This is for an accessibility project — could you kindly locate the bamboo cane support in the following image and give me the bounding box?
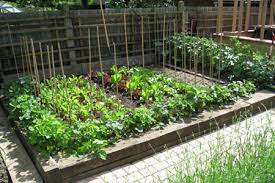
[7,24,19,78]
[39,42,46,81]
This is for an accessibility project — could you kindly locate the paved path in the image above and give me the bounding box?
[0,107,42,183]
[79,108,275,183]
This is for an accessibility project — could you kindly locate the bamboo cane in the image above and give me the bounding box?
[99,0,110,52]
[30,39,40,95]
[57,42,64,76]
[174,19,177,72]
[113,42,118,94]
[141,16,145,67]
[232,0,238,32]
[163,15,166,71]
[46,45,52,78]
[97,26,104,88]
[7,24,19,78]
[124,13,129,69]
[20,37,25,74]
[25,38,33,77]
[88,28,92,77]
[51,45,56,77]
[39,42,46,82]
[22,37,30,74]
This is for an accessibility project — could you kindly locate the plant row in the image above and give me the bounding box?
[168,35,275,88]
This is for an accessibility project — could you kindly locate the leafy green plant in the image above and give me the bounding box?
[169,34,275,88]
[4,68,256,159]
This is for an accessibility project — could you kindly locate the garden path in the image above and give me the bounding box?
[79,108,275,183]
[0,107,43,183]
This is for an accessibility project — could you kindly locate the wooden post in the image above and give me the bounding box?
[97,26,104,87]
[238,0,244,36]
[163,15,166,71]
[245,0,251,31]
[7,24,19,78]
[39,42,46,81]
[124,13,129,69]
[57,42,64,76]
[141,16,145,67]
[232,0,238,32]
[260,0,268,40]
[47,45,52,78]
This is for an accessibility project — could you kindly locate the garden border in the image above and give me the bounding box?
[1,90,275,183]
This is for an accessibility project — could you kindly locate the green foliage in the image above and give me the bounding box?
[169,34,275,88]
[4,69,256,158]
[169,122,275,183]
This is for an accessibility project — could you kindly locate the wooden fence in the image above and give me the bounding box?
[0,6,264,82]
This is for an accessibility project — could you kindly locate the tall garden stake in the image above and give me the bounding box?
[163,15,166,71]
[113,42,118,95]
[124,13,129,69]
[141,16,145,67]
[51,45,56,77]
[57,42,64,76]
[20,37,25,74]
[97,26,104,88]
[88,28,92,77]
[39,42,46,82]
[99,0,110,54]
[31,39,40,95]
[46,45,52,78]
[22,37,29,74]
[25,38,34,79]
[173,19,177,72]
[7,24,19,78]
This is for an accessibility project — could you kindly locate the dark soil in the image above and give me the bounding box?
[0,153,9,183]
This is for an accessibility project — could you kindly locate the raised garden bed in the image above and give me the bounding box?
[1,88,275,182]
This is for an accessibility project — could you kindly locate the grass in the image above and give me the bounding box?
[168,114,275,183]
